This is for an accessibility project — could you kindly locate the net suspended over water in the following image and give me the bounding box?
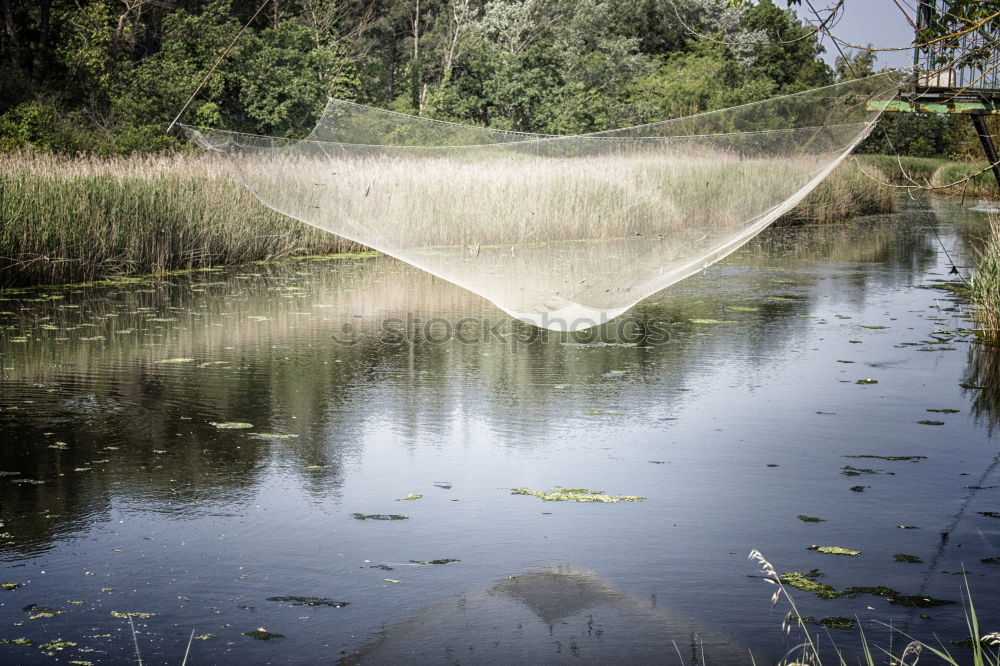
[182,72,900,331]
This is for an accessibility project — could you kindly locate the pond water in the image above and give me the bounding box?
[1,197,999,665]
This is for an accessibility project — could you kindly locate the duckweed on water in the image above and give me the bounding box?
[893,553,922,563]
[266,597,349,608]
[1,582,20,590]
[110,611,153,619]
[781,571,839,599]
[808,545,861,556]
[846,455,926,462]
[511,487,646,502]
[244,628,284,640]
[352,513,408,520]
[820,617,855,630]
[412,558,459,565]
[38,639,76,650]
[841,466,893,476]
[856,378,878,385]
[2,638,30,645]
[889,595,955,608]
[397,493,423,501]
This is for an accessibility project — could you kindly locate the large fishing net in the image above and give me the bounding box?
[182,72,900,330]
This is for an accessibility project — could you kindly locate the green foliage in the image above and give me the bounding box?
[0,0,975,156]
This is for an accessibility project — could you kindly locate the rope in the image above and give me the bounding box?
[167,0,273,134]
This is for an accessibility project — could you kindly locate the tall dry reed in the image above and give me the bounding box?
[0,151,363,286]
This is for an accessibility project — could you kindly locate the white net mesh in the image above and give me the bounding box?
[182,73,900,330]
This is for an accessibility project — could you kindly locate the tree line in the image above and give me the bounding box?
[0,0,980,157]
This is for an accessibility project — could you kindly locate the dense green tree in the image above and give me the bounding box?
[0,0,990,155]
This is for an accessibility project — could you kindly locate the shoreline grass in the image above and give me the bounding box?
[931,160,1000,199]
[1,150,895,288]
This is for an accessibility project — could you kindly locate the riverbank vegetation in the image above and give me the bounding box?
[969,215,1000,339]
[0,0,995,287]
[0,151,361,287]
[0,149,894,287]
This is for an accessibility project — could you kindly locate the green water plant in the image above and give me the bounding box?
[511,487,646,502]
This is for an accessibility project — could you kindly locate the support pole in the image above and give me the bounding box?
[971,114,1000,192]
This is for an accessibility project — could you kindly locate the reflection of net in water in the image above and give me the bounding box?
[182,73,899,330]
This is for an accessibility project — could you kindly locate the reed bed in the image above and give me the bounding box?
[779,160,894,225]
[1,150,894,288]
[855,153,944,185]
[969,214,1000,338]
[0,151,362,287]
[931,160,1000,198]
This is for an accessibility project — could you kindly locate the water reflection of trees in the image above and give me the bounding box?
[0,212,942,555]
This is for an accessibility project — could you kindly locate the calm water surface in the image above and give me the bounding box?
[1,198,999,664]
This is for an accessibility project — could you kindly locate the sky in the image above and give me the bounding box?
[789,0,920,70]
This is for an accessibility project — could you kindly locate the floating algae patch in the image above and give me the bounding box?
[856,378,878,385]
[727,306,759,312]
[917,420,945,426]
[927,408,960,413]
[110,611,153,619]
[38,639,76,650]
[841,466,893,476]
[820,617,855,630]
[210,422,254,429]
[353,513,408,520]
[412,559,460,565]
[861,325,889,329]
[397,494,423,501]
[893,553,922,563]
[840,585,896,599]
[888,595,954,608]
[244,628,284,640]
[266,597,349,608]
[1,582,21,590]
[511,487,646,503]
[846,455,926,462]
[2,638,30,645]
[797,515,825,523]
[808,545,861,556]
[981,557,1000,564]
[780,571,838,599]
[979,511,1000,519]
[836,360,855,364]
